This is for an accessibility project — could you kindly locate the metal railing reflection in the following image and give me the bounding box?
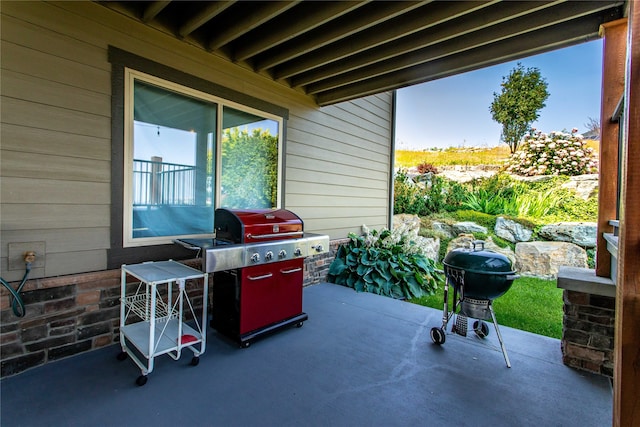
[133,158,195,206]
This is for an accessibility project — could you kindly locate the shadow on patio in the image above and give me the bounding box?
[0,282,611,427]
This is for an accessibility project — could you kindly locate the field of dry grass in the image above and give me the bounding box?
[395,145,511,168]
[395,140,599,168]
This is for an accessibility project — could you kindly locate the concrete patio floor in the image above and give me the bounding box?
[1,282,612,427]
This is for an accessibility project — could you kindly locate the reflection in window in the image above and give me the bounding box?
[130,79,216,241]
[124,71,283,246]
[220,106,280,209]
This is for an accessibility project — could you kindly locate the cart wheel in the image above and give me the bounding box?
[117,351,127,361]
[190,356,200,366]
[430,327,446,345]
[296,321,304,328]
[473,321,490,338]
[135,375,148,386]
[240,341,251,349]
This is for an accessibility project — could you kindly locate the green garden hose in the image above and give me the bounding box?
[1,262,32,317]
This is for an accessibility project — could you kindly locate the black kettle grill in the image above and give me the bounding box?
[430,240,519,367]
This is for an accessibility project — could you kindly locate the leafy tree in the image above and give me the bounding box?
[490,63,549,153]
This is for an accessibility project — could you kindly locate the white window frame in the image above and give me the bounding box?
[123,68,283,247]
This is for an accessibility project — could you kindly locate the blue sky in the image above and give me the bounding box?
[395,39,603,150]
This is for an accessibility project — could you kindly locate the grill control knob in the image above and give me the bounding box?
[250,253,260,263]
[265,251,273,261]
[294,248,302,257]
[278,249,287,259]
[313,244,324,253]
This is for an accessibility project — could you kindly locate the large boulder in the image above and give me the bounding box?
[538,222,597,248]
[392,214,421,234]
[494,217,533,243]
[452,221,487,235]
[515,241,588,279]
[561,174,598,200]
[418,236,440,262]
[446,234,516,266]
[431,221,455,238]
[391,214,439,261]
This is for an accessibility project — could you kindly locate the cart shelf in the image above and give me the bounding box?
[123,293,177,321]
[121,319,202,358]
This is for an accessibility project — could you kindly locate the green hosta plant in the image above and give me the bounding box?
[328,225,442,299]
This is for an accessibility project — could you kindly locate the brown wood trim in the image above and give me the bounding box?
[596,18,627,278]
[613,3,640,425]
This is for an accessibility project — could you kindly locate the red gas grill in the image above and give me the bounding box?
[177,208,328,347]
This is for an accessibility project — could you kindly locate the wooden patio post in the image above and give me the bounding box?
[596,19,627,278]
[613,2,640,425]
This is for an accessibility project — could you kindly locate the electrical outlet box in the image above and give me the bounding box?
[8,242,45,270]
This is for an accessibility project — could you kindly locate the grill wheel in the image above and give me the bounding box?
[473,320,490,338]
[430,327,446,345]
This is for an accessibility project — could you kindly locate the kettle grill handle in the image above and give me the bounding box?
[506,274,520,281]
[471,240,485,251]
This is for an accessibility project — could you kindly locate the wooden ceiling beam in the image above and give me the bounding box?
[305,2,617,95]
[292,0,562,88]
[177,1,236,38]
[233,1,370,62]
[273,0,498,81]
[142,1,171,23]
[208,1,300,51]
[254,1,427,72]
[314,12,609,106]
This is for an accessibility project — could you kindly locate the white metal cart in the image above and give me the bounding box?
[118,260,208,386]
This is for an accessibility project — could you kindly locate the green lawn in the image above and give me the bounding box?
[410,276,564,339]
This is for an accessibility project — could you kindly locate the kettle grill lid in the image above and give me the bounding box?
[443,240,514,275]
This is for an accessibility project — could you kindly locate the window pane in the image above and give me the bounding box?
[131,80,216,238]
[220,106,280,209]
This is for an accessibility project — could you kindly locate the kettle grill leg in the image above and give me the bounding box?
[489,302,511,368]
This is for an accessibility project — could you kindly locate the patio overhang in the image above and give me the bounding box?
[98,0,625,106]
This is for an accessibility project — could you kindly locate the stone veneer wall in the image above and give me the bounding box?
[1,240,344,378]
[561,290,615,377]
[303,238,349,286]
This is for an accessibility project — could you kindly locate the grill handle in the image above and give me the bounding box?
[280,267,302,274]
[246,231,304,240]
[471,240,485,251]
[247,273,273,281]
[505,274,520,281]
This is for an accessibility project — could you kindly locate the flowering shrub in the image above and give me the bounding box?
[505,128,598,176]
[360,224,434,257]
[417,162,439,175]
[328,224,441,299]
